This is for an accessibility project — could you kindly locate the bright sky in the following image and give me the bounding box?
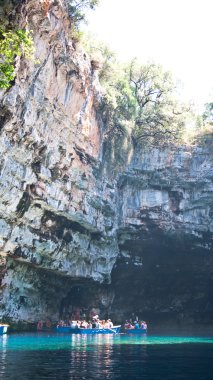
[85,0,213,109]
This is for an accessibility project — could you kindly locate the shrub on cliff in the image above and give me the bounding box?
[0,28,34,89]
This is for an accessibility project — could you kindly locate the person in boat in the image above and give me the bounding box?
[134,321,140,329]
[57,320,64,327]
[37,320,43,331]
[92,318,101,328]
[80,320,88,328]
[87,321,92,328]
[124,320,129,329]
[125,320,132,329]
[89,308,100,320]
[99,320,107,328]
[107,319,113,329]
[45,319,52,329]
[70,321,77,329]
[140,321,147,330]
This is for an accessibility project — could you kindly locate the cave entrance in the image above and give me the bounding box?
[59,282,104,321]
[109,236,213,328]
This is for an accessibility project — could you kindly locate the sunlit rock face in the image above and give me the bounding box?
[0,0,118,323]
[0,1,213,327]
[118,143,213,249]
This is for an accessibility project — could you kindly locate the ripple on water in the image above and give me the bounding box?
[0,333,213,351]
[0,333,213,380]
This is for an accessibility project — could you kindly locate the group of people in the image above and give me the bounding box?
[57,316,114,330]
[125,320,148,330]
[37,311,148,331]
[37,319,52,330]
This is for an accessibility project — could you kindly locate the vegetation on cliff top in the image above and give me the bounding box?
[203,102,213,126]
[0,0,210,150]
[86,38,192,147]
[68,0,99,27]
[68,0,99,40]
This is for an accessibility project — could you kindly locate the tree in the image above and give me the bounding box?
[81,37,191,147]
[99,57,190,146]
[128,60,188,145]
[84,38,135,137]
[68,0,99,29]
[203,102,213,125]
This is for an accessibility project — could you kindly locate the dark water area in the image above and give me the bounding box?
[1,333,213,379]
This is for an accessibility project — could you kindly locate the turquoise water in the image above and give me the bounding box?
[1,333,213,379]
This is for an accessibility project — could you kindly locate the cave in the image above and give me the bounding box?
[58,280,115,322]
[59,282,98,319]
[32,233,213,329]
[108,233,213,329]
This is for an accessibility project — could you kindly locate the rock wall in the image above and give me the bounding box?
[0,0,118,323]
[111,140,213,328]
[118,142,213,251]
[0,0,212,328]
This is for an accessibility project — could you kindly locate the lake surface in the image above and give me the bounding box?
[1,332,213,379]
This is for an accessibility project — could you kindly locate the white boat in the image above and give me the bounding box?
[0,324,9,334]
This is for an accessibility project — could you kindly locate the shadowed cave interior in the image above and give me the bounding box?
[49,235,213,329]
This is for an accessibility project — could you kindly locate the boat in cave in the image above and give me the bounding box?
[124,328,147,334]
[54,325,121,334]
[0,324,9,335]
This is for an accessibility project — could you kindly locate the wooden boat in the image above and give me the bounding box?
[0,324,9,335]
[125,328,147,334]
[54,325,121,334]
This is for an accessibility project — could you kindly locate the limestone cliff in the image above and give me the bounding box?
[0,0,212,328]
[0,0,118,323]
[112,139,213,327]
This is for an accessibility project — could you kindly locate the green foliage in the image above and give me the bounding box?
[84,38,136,137]
[203,102,213,125]
[84,37,192,149]
[0,28,34,89]
[128,60,189,144]
[68,0,99,38]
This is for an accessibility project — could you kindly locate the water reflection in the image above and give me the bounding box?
[0,333,213,379]
[0,334,8,378]
[1,333,213,352]
[69,334,115,379]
